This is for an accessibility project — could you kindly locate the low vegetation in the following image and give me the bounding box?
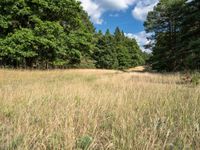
[0,69,199,149]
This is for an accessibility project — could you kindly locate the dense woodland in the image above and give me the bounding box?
[145,0,200,71]
[0,0,199,71]
[0,0,145,69]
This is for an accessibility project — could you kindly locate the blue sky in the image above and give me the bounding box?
[79,0,158,51]
[95,7,144,34]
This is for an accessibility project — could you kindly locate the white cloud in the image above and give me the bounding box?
[79,0,103,24]
[97,0,136,10]
[79,0,159,24]
[132,0,158,21]
[79,0,137,24]
[125,31,151,52]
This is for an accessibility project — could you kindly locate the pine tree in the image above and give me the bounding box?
[144,0,200,71]
[180,0,200,70]
[93,29,118,69]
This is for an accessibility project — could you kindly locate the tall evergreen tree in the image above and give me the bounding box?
[179,0,200,70]
[93,27,145,69]
[144,0,199,71]
[114,28,131,69]
[93,29,118,69]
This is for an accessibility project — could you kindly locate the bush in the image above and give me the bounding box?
[191,72,200,86]
[76,135,93,150]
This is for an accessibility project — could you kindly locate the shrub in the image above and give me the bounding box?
[76,135,93,150]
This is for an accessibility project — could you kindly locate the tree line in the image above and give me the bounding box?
[94,28,145,69]
[0,0,145,69]
[145,0,200,72]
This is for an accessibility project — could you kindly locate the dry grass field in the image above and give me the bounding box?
[0,69,200,149]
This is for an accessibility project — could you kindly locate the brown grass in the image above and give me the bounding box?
[128,66,146,72]
[0,69,199,149]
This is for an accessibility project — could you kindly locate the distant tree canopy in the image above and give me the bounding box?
[93,28,145,69]
[0,0,145,69]
[144,0,200,72]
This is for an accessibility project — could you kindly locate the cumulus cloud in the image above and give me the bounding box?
[125,31,151,52]
[79,0,103,24]
[79,0,136,24]
[97,0,136,10]
[132,0,158,21]
[79,0,159,24]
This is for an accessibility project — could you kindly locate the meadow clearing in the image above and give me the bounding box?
[0,69,199,149]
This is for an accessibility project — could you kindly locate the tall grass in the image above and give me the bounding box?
[0,69,199,149]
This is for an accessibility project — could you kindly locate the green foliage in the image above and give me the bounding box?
[0,1,145,69]
[93,27,145,69]
[93,30,118,69]
[191,72,200,86]
[0,0,95,69]
[76,135,93,150]
[144,0,200,72]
